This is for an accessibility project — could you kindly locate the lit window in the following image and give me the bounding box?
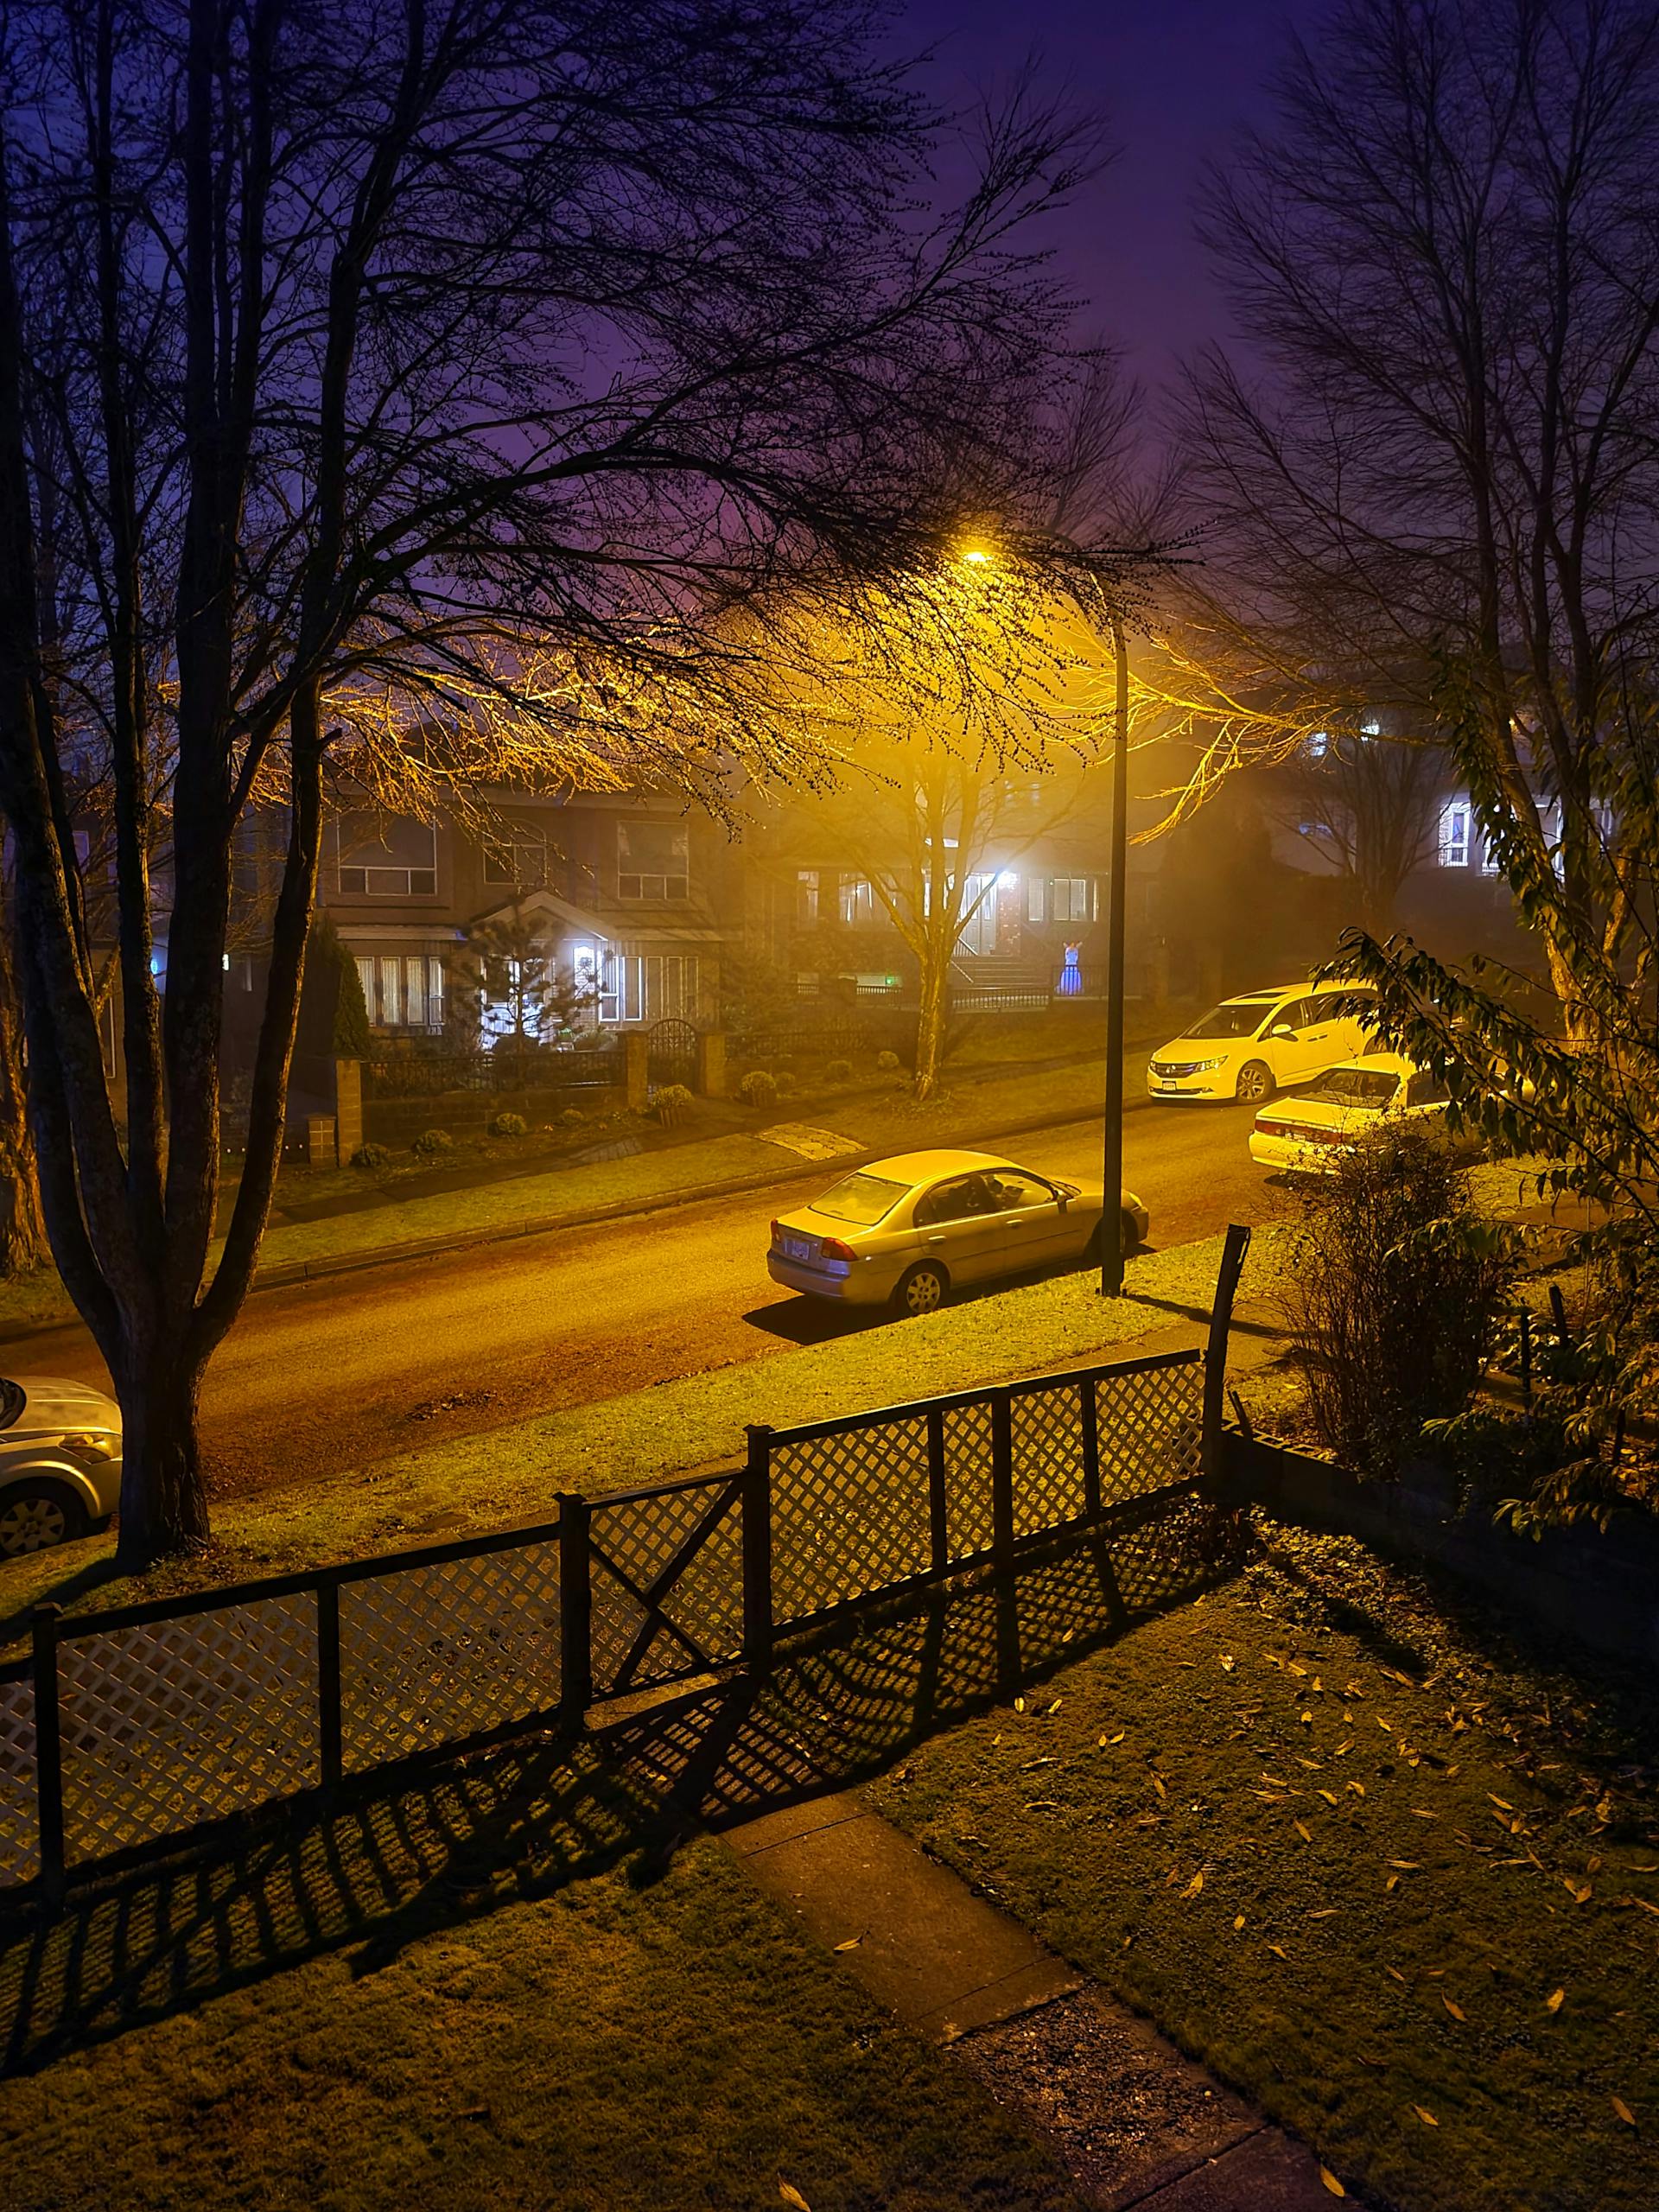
[1305,730,1329,760]
[618,819,689,900]
[337,816,437,897]
[795,868,819,925]
[1027,877,1046,924]
[360,954,446,1029]
[1050,877,1090,922]
[1439,799,1471,868]
[1300,820,1334,841]
[838,875,875,925]
[1360,715,1382,739]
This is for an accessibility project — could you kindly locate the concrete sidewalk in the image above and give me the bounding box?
[728,1789,1345,2209]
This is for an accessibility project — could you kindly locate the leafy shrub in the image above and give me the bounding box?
[351,1141,391,1170]
[489,1110,529,1137]
[412,1127,454,1157]
[1278,1121,1519,1478]
[738,1068,778,1108]
[875,1048,901,1072]
[560,1106,587,1125]
[652,1083,694,1124]
[772,1070,795,1096]
[824,1057,854,1082]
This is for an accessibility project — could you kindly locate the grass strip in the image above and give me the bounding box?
[866,1523,1659,2212]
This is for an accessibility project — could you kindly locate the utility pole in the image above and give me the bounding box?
[1099,615,1128,1297]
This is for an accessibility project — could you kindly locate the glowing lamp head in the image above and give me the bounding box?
[961,546,991,565]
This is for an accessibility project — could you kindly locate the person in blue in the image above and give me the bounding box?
[1057,940,1083,996]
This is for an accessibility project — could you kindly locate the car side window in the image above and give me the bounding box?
[1406,1071,1451,1108]
[985,1173,1053,1211]
[915,1175,984,1226]
[1270,997,1310,1033]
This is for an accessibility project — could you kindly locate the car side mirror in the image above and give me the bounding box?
[1054,1192,1070,1213]
[1271,1024,1295,1039]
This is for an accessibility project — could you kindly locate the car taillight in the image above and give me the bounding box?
[819,1236,856,1263]
[769,1219,783,1244]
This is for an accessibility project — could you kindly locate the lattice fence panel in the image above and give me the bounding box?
[340,1541,560,1771]
[589,1479,744,1694]
[1009,1382,1090,1538]
[57,1596,320,1861]
[1095,1361,1204,1503]
[771,1414,931,1623]
[942,1399,995,1560]
[0,1672,38,1887]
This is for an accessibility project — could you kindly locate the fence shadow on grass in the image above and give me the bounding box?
[0,1490,1241,2078]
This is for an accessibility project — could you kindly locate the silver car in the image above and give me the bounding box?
[767,1147,1150,1318]
[0,1376,123,1559]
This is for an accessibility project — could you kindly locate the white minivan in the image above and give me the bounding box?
[1147,982,1378,1106]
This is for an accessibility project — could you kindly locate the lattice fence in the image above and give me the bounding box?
[3,1341,1220,1895]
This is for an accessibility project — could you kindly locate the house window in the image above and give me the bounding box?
[600,951,700,1022]
[359,954,445,1029]
[1300,820,1335,842]
[1050,877,1091,922]
[1439,799,1471,868]
[838,875,875,925]
[1304,730,1329,761]
[483,823,548,890]
[618,819,689,900]
[1360,715,1382,739]
[337,817,437,896]
[795,868,819,926]
[1027,877,1046,924]
[957,874,998,955]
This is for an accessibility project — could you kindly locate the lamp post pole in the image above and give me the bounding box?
[1098,614,1129,1298]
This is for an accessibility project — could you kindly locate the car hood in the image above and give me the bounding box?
[1258,1100,1378,1130]
[1154,1034,1248,1059]
[11,1376,123,1435]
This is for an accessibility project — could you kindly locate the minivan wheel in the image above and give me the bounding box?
[1236,1060,1274,1106]
[0,1482,87,1559]
[893,1262,948,1318]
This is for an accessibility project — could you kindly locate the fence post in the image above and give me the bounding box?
[558,1492,594,1732]
[1079,1376,1102,1520]
[1203,1224,1253,1491]
[990,1389,1015,1570]
[316,1580,343,1796]
[742,1427,774,1674]
[926,1406,948,1573]
[30,1605,65,1905]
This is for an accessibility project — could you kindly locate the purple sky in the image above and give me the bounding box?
[900,0,1327,381]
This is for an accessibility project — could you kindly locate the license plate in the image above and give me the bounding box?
[784,1234,813,1262]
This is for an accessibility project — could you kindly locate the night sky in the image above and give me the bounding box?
[901,0,1326,379]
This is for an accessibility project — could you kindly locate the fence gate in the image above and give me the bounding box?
[646,1017,697,1085]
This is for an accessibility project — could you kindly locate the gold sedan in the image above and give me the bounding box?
[766,1147,1149,1317]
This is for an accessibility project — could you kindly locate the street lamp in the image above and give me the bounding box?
[1098,614,1129,1298]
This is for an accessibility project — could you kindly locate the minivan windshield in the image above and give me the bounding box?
[810,1173,907,1226]
[1312,1068,1398,1109]
[1185,1001,1275,1040]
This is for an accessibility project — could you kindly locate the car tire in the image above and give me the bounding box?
[1122,1206,1143,1255]
[0,1480,88,1560]
[1236,1060,1274,1106]
[893,1262,948,1318]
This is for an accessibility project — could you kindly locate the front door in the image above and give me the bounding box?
[983,1169,1076,1273]
[912,1172,1011,1285]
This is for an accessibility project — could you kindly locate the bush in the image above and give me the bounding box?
[350,1141,391,1170]
[875,1048,901,1072]
[489,1110,529,1137]
[1278,1121,1519,1478]
[652,1083,694,1124]
[824,1057,853,1082]
[737,1068,778,1109]
[559,1106,587,1125]
[412,1127,454,1157]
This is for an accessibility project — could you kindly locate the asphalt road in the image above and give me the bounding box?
[11,1096,1290,1501]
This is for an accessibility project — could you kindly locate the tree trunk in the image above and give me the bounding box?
[912,950,949,1102]
[0,920,45,1275]
[113,1345,211,1567]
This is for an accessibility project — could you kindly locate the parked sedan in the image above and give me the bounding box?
[0,1376,123,1559]
[767,1148,1150,1317]
[1147,982,1377,1105]
[1248,1053,1451,1174]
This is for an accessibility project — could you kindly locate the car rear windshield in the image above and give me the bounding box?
[1185,1001,1274,1039]
[1312,1068,1398,1108]
[810,1173,908,1226]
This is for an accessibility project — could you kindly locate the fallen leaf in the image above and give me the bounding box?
[1151,1773,1168,1802]
[1347,1782,1366,1798]
[1294,1819,1313,1842]
[780,2184,812,2211]
[1313,1676,1324,1693]
[1386,1874,1401,1892]
[833,1936,862,1953]
[1619,1895,1659,1918]
[1047,1698,1063,1713]
[1564,1876,1593,1904]
[1181,1872,1205,1900]
[1233,1913,1247,1929]
[1377,1716,1394,1732]
[1410,1808,1437,1819]
[1546,1987,1565,2013]
[1490,1795,1514,1811]
[1611,2096,1636,2127]
[1335,1741,1353,1757]
[1344,1681,1366,1699]
[1106,1732,1126,1745]
[1413,2106,1439,2127]
[1220,1654,1236,1672]
[1443,1997,1466,2022]
[1387,1967,1407,1984]
[1309,1907,1338,1919]
[1268,1942,1287,1959]
[1319,1789,1340,1806]
[1319,2166,1345,2197]
[1389,1860,1422,1872]
[1287,1660,1308,1677]
[1014,1698,1026,1713]
[1300,1709,1314,1726]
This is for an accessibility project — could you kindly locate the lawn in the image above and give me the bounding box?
[0,1826,1084,2212]
[866,1522,1659,2212]
[0,1225,1286,1637]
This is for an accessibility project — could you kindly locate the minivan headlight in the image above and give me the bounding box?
[1189,1057,1226,1073]
[60,1432,118,1459]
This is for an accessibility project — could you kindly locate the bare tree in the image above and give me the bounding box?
[1185,0,1659,1025]
[0,0,1095,1563]
[1271,723,1445,931]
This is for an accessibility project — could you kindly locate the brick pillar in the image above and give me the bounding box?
[333,1058,363,1164]
[304,1114,336,1166]
[696,1031,726,1099]
[622,1031,649,1109]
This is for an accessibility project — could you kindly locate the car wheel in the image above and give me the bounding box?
[0,1481,88,1560]
[1236,1060,1274,1106]
[893,1261,948,1318]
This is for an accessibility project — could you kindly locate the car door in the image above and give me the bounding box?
[982,1170,1077,1275]
[1287,991,1349,1078]
[1260,996,1319,1083]
[912,1173,1009,1286]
